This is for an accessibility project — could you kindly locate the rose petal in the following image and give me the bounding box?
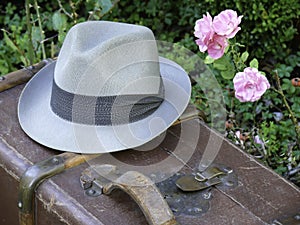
[233,67,270,102]
[212,9,243,39]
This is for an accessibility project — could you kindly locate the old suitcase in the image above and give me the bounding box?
[1,71,300,225]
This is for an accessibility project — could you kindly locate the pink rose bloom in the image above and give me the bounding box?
[194,12,214,52]
[207,34,228,59]
[213,9,243,38]
[233,67,270,102]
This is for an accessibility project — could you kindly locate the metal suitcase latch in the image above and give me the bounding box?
[80,164,178,225]
[175,164,237,192]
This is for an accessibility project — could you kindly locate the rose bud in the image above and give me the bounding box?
[239,132,250,141]
[291,78,300,87]
[225,120,234,129]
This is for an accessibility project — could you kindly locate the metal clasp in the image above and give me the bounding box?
[176,164,237,192]
[80,165,178,225]
[194,167,226,182]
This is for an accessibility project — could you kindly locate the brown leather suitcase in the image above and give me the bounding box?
[1,76,300,225]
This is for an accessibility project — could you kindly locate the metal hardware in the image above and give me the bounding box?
[80,164,178,225]
[175,164,237,192]
[194,167,225,182]
[18,152,98,225]
[172,106,205,125]
[156,173,211,217]
[80,164,236,218]
[18,155,65,225]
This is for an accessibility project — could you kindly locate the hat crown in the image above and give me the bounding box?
[54,21,162,96]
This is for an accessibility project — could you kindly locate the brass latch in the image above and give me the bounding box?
[175,164,237,192]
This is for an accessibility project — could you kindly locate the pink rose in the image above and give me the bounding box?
[194,12,214,52]
[233,67,270,102]
[213,9,243,38]
[207,34,228,59]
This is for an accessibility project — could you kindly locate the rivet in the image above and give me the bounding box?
[85,188,102,196]
[194,207,202,213]
[202,192,211,200]
[171,207,178,212]
[223,167,233,174]
[88,189,96,195]
[295,215,300,220]
[52,157,59,165]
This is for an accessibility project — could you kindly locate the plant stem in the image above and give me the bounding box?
[273,71,300,147]
[2,29,29,65]
[25,0,35,65]
[33,0,46,59]
[57,0,72,19]
[70,0,78,24]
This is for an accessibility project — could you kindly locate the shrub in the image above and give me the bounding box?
[0,0,117,74]
[104,0,300,60]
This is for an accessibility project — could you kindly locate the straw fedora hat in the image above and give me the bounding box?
[18,21,191,153]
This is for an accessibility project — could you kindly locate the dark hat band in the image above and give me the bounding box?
[50,79,164,126]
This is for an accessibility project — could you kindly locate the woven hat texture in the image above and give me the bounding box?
[18,21,191,153]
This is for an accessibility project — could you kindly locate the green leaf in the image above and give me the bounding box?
[99,0,113,15]
[281,83,290,91]
[58,31,67,44]
[3,31,18,52]
[275,166,287,174]
[20,55,27,65]
[213,56,231,71]
[221,70,235,79]
[224,45,230,54]
[52,11,67,31]
[32,26,44,43]
[241,51,249,62]
[204,55,214,64]
[249,58,259,69]
[260,71,266,76]
[288,85,296,94]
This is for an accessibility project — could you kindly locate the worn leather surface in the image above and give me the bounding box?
[0,84,299,225]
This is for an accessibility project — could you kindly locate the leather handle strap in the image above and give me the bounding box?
[103,171,178,225]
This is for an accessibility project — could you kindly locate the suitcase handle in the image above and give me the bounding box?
[102,170,178,225]
[0,58,54,93]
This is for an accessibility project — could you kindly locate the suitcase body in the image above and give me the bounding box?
[0,84,300,225]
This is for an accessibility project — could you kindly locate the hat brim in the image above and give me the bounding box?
[18,57,191,153]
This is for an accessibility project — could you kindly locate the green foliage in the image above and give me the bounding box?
[213,56,236,79]
[224,52,300,184]
[104,0,299,60]
[0,3,29,73]
[52,11,68,43]
[1,0,299,74]
[0,0,116,75]
[249,58,259,69]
